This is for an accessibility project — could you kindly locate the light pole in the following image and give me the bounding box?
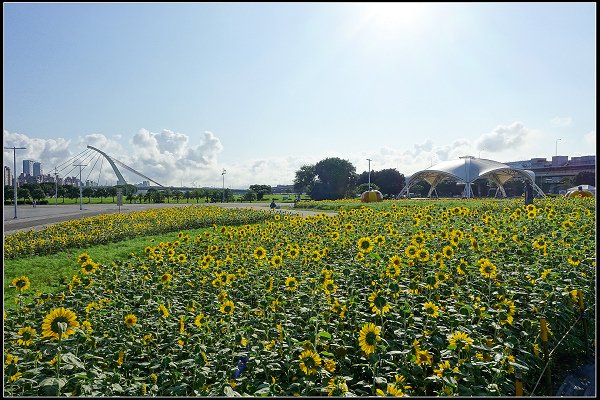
[74,163,87,210]
[4,146,27,219]
[222,169,226,202]
[366,159,372,190]
[555,138,562,156]
[55,167,58,205]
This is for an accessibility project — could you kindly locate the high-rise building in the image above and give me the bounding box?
[33,162,43,177]
[23,159,34,176]
[4,166,11,186]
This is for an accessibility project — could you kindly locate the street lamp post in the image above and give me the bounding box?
[366,159,372,190]
[74,163,87,210]
[55,167,58,206]
[555,138,562,156]
[4,146,27,219]
[222,169,226,202]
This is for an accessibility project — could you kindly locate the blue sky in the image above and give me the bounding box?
[3,2,596,188]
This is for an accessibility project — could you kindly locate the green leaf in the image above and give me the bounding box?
[318,331,332,339]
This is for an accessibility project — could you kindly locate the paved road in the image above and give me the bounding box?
[3,202,335,235]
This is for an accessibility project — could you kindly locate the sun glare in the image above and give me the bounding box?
[362,3,432,34]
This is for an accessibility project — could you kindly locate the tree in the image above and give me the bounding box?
[248,185,272,201]
[357,168,405,197]
[83,187,94,203]
[5,186,14,204]
[242,190,257,202]
[172,190,183,203]
[294,165,316,196]
[57,186,66,203]
[107,187,117,202]
[96,188,107,203]
[163,189,171,203]
[64,185,78,201]
[312,157,357,200]
[184,190,191,203]
[18,188,31,204]
[31,187,46,203]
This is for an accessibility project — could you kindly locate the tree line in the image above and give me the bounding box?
[293,157,406,200]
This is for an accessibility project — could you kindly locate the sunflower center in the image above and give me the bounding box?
[374,295,386,309]
[366,331,377,345]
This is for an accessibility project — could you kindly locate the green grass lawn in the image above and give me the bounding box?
[4,227,211,309]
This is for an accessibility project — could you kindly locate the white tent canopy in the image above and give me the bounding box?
[399,156,545,198]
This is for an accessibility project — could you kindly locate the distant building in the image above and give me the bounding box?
[23,159,34,176]
[4,166,12,186]
[33,162,43,177]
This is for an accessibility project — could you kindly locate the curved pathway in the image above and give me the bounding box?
[3,202,336,235]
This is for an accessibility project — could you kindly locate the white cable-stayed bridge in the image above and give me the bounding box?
[54,145,170,189]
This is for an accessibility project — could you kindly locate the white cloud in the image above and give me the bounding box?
[474,121,538,153]
[550,117,573,127]
[3,130,71,174]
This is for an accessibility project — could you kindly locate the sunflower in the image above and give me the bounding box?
[81,320,93,333]
[417,248,430,262]
[158,304,170,318]
[124,314,138,328]
[194,313,205,327]
[376,383,404,397]
[322,279,337,294]
[411,232,426,247]
[434,360,451,377]
[448,331,473,350]
[298,349,321,375]
[41,307,79,340]
[404,245,418,259]
[270,255,283,268]
[76,252,92,265]
[369,290,391,315]
[80,260,98,275]
[479,259,497,279]
[567,255,581,266]
[177,254,187,263]
[327,377,349,396]
[423,301,440,318]
[254,246,267,260]
[16,326,37,346]
[11,276,30,292]
[323,359,336,373]
[220,300,235,315]
[160,273,172,284]
[285,276,298,291]
[357,237,374,253]
[358,323,381,355]
[374,235,386,245]
[388,255,402,268]
[415,349,433,365]
[287,248,299,259]
[442,245,454,259]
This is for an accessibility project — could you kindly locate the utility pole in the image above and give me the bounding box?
[366,159,372,190]
[555,138,562,156]
[4,146,27,219]
[74,163,87,210]
[222,168,226,202]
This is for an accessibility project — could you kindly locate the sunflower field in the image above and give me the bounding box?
[3,198,595,396]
